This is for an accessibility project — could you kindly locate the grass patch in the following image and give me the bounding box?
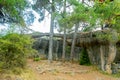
[112,73,120,78]
[33,57,41,61]
[92,66,120,78]
[0,68,37,80]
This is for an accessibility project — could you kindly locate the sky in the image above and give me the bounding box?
[0,0,94,33]
[0,0,52,33]
[28,0,94,33]
[26,0,51,33]
[29,11,58,33]
[29,10,51,33]
[26,0,59,33]
[0,9,53,33]
[0,13,51,33]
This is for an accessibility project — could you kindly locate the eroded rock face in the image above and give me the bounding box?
[32,38,81,61]
[31,29,120,74]
[86,43,120,74]
[32,38,120,74]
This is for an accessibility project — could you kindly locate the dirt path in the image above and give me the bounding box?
[27,59,120,80]
[0,59,119,80]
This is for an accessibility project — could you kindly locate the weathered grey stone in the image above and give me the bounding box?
[31,29,120,74]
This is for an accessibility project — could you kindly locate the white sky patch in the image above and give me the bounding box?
[29,11,50,33]
[0,25,5,30]
[29,10,58,33]
[27,0,36,4]
[0,24,7,30]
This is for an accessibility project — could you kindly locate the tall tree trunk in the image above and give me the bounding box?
[62,27,66,61]
[48,0,55,63]
[48,14,54,63]
[55,40,59,60]
[62,0,66,61]
[70,23,79,61]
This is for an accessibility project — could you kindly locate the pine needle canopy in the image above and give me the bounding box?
[0,0,27,25]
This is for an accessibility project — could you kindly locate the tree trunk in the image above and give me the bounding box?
[48,0,55,63]
[62,27,66,61]
[70,23,79,61]
[62,0,66,61]
[48,15,54,63]
[55,40,59,60]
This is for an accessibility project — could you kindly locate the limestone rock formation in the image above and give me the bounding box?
[31,29,120,74]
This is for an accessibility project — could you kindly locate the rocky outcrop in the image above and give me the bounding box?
[31,29,120,74]
[32,37,81,61]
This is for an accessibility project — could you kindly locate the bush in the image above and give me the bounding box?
[79,48,91,65]
[0,33,36,72]
[33,57,41,61]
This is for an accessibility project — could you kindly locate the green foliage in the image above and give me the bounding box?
[96,29,118,43]
[66,46,71,55]
[79,48,91,65]
[97,32,111,40]
[92,0,120,30]
[58,1,89,32]
[112,73,120,78]
[68,0,80,6]
[33,53,41,61]
[58,15,74,29]
[33,57,41,61]
[0,0,27,25]
[0,33,35,73]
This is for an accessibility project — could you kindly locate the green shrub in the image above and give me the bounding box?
[33,53,41,61]
[66,46,71,55]
[79,48,91,65]
[33,57,41,61]
[0,33,36,72]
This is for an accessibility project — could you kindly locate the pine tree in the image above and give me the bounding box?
[0,0,27,25]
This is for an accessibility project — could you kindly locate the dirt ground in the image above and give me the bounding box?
[0,59,120,80]
[27,59,120,80]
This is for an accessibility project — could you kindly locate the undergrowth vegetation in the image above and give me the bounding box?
[0,33,36,74]
[79,48,91,66]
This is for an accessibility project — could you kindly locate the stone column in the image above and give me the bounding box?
[105,29,118,74]
[87,47,95,64]
[100,45,105,71]
[106,43,116,74]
